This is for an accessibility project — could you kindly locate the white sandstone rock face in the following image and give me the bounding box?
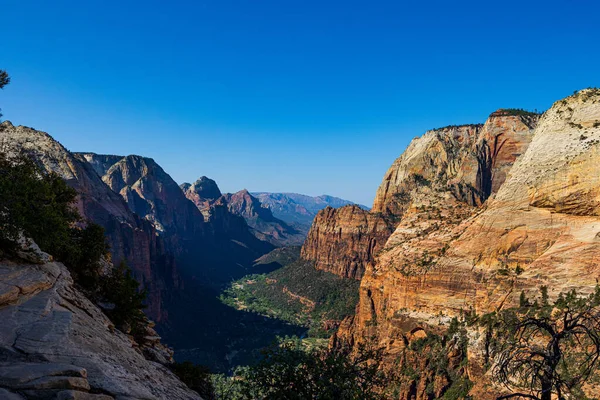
[0,257,202,400]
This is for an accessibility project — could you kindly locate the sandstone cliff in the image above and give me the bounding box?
[181,176,222,219]
[76,154,272,285]
[300,205,394,279]
[181,179,304,247]
[335,90,600,398]
[302,111,539,281]
[101,155,206,238]
[0,248,201,400]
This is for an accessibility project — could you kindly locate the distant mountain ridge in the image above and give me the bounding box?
[181,178,305,247]
[251,192,369,233]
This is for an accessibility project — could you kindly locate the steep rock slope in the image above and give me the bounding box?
[0,122,177,322]
[222,190,305,247]
[80,155,273,284]
[78,152,123,177]
[181,179,303,247]
[102,155,205,237]
[0,253,201,400]
[337,90,600,398]
[300,205,394,279]
[302,112,538,280]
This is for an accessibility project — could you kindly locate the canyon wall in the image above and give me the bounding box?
[300,205,394,279]
[222,189,305,246]
[334,90,600,398]
[302,111,538,280]
[0,123,178,321]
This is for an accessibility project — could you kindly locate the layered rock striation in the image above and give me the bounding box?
[302,111,539,280]
[300,205,394,279]
[334,90,600,398]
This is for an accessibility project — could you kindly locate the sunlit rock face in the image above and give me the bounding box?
[302,110,538,280]
[181,176,222,219]
[221,189,306,247]
[335,89,600,398]
[0,250,202,400]
[300,205,394,279]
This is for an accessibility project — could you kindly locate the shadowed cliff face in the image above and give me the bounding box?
[222,189,305,246]
[102,155,206,238]
[0,123,178,322]
[301,113,539,280]
[335,90,600,398]
[182,179,305,247]
[0,126,276,331]
[81,155,273,282]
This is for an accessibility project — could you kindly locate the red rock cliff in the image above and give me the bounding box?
[302,112,538,280]
[335,90,600,399]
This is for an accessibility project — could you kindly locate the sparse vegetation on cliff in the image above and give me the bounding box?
[170,361,216,400]
[493,108,541,117]
[387,318,473,400]
[433,123,483,132]
[0,152,148,337]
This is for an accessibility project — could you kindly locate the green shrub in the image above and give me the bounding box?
[170,361,215,400]
[102,261,147,337]
[0,153,80,255]
[232,339,386,400]
[442,377,473,400]
[0,152,108,291]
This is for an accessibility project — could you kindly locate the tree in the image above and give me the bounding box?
[234,338,386,400]
[170,361,215,400]
[0,151,108,290]
[101,260,147,337]
[0,69,10,119]
[0,70,9,89]
[490,286,600,400]
[0,152,80,254]
[0,151,147,339]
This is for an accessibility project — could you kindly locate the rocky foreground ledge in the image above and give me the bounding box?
[0,250,201,400]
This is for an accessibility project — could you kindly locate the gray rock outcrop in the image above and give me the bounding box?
[0,250,202,400]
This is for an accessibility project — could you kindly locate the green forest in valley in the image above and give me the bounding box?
[220,246,360,339]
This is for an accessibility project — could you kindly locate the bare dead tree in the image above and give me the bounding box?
[490,286,600,400]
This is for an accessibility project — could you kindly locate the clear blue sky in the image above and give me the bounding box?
[1,0,599,205]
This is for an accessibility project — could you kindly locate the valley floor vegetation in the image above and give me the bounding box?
[219,249,360,340]
[202,285,600,400]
